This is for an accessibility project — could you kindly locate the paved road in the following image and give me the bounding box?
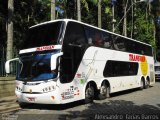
[1,82,160,120]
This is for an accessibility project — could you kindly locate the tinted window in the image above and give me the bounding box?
[84,26,113,48]
[113,36,126,51]
[113,35,152,56]
[63,22,86,46]
[22,21,64,49]
[101,31,113,49]
[126,40,136,53]
[144,45,152,56]
[84,25,152,56]
[103,60,139,77]
[61,22,87,83]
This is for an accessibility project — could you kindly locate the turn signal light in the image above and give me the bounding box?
[51,96,55,100]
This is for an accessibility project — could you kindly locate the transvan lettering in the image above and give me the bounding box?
[129,54,145,62]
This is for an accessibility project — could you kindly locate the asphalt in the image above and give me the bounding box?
[0,95,20,113]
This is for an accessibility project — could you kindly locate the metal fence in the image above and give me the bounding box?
[0,46,18,77]
[0,59,6,76]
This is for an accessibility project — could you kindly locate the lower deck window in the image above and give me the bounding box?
[103,60,139,77]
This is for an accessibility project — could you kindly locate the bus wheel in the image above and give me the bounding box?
[140,79,145,90]
[98,83,110,100]
[19,102,28,108]
[144,79,150,89]
[85,85,94,103]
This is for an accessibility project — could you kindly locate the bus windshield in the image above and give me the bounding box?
[22,21,64,49]
[17,50,60,81]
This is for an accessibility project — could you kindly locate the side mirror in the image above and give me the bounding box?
[51,52,63,70]
[5,58,19,74]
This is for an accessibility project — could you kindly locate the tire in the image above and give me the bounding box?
[140,79,145,90]
[144,79,150,89]
[85,85,94,103]
[19,102,29,109]
[98,83,110,100]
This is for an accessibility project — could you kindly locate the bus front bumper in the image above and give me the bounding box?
[16,91,61,104]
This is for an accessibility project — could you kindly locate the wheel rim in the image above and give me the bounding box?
[100,86,107,95]
[141,80,144,89]
[146,80,150,87]
[86,87,94,99]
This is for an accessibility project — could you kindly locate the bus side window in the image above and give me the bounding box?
[88,38,93,46]
[113,36,126,51]
[84,26,95,47]
[74,35,86,46]
[102,31,112,49]
[94,32,104,47]
[61,21,87,83]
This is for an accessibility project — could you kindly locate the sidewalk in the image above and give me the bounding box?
[0,96,20,113]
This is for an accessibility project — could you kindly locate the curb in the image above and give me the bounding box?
[0,96,20,113]
[0,106,21,113]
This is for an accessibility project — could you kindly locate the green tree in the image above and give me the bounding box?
[1,0,159,59]
[151,0,160,61]
[0,1,7,47]
[14,0,50,50]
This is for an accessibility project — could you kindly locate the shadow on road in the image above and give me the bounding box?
[13,100,160,120]
[59,100,160,120]
[19,100,85,110]
[156,79,160,82]
[18,88,143,110]
[18,87,155,111]
[9,86,160,120]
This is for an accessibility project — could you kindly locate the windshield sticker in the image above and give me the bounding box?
[80,79,85,84]
[61,86,79,100]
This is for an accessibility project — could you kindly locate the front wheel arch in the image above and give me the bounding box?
[140,77,145,90]
[145,76,150,89]
[83,81,98,103]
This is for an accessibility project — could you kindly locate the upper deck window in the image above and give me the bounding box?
[84,26,112,49]
[22,21,64,49]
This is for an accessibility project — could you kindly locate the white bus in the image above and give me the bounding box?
[5,19,155,106]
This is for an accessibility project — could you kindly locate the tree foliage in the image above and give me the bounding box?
[0,0,160,58]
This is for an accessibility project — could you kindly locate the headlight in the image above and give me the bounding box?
[16,86,22,92]
[42,85,56,93]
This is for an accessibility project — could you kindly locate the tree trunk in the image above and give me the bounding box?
[98,0,102,28]
[6,0,14,60]
[123,0,128,37]
[51,0,55,20]
[112,4,115,32]
[131,0,134,38]
[77,0,81,21]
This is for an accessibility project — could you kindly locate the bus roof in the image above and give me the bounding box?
[30,19,152,47]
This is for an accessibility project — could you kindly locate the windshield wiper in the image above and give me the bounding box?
[20,76,33,81]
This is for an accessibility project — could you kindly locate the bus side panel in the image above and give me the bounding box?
[58,46,155,103]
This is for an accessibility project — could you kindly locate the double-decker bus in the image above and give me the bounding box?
[5,19,155,106]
